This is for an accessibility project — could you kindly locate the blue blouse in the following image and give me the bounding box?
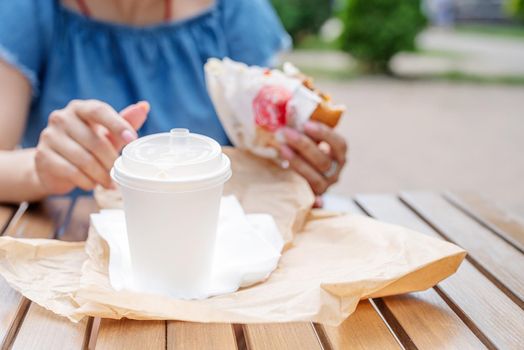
[0,0,290,147]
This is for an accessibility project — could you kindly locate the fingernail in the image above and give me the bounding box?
[137,101,150,113]
[314,196,324,208]
[280,145,294,160]
[121,129,137,143]
[283,127,300,142]
[304,121,319,133]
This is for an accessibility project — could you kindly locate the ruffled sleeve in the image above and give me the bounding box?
[0,0,55,95]
[220,0,291,67]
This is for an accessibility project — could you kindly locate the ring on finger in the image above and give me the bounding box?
[323,160,338,178]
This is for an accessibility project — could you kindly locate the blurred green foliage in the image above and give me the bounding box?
[270,0,332,43]
[505,0,524,23]
[339,0,426,73]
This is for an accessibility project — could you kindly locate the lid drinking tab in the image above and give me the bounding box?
[117,129,227,182]
[170,128,190,151]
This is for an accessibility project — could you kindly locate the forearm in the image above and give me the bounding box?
[0,148,48,203]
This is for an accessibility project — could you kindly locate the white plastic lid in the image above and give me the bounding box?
[112,129,231,192]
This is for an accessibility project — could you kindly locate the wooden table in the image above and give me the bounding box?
[0,191,523,349]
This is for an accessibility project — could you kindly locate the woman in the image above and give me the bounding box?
[0,0,347,204]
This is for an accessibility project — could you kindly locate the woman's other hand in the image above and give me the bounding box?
[35,100,149,195]
[280,121,348,205]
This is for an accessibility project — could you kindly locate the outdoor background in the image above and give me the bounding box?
[272,0,524,217]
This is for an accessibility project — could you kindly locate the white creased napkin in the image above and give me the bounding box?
[90,195,284,298]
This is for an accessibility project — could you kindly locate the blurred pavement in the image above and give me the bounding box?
[393,27,524,77]
[317,78,524,218]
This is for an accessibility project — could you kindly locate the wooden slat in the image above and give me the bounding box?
[0,206,23,348]
[4,199,70,238]
[0,200,70,349]
[401,191,524,303]
[358,194,524,349]
[95,319,165,350]
[319,195,404,349]
[0,204,23,349]
[0,206,16,233]
[0,280,29,350]
[445,191,524,253]
[377,292,485,349]
[10,197,96,350]
[244,323,321,350]
[1,206,27,350]
[323,193,363,213]
[11,304,91,350]
[437,261,524,348]
[61,196,98,242]
[322,300,401,350]
[356,194,485,349]
[167,322,237,350]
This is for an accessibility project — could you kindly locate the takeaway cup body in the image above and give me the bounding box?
[111,129,231,298]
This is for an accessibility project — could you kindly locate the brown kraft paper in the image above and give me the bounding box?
[0,148,466,325]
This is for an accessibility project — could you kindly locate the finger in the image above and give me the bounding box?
[37,146,96,192]
[283,127,333,173]
[105,101,150,149]
[313,196,324,208]
[69,100,137,144]
[318,141,331,155]
[45,129,112,188]
[303,121,347,164]
[325,143,347,185]
[280,145,329,195]
[120,101,150,130]
[59,111,119,170]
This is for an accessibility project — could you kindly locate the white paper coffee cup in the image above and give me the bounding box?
[111,128,232,299]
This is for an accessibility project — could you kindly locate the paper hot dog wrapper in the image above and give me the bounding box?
[205,58,345,159]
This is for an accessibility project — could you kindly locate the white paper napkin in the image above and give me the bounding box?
[90,195,284,299]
